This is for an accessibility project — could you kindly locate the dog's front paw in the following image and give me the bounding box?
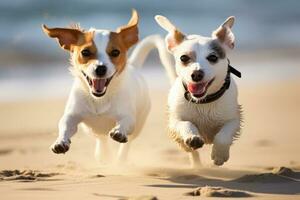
[184,135,204,150]
[109,129,128,143]
[211,144,230,166]
[51,139,71,154]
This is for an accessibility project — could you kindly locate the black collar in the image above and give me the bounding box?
[183,60,241,104]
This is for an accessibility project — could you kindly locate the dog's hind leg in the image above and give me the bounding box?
[189,150,201,169]
[116,143,130,164]
[211,118,240,166]
[94,137,111,164]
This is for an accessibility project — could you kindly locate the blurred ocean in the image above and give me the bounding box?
[0,0,299,101]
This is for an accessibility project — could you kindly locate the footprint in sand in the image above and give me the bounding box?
[0,148,13,155]
[185,186,252,197]
[90,174,105,178]
[254,139,274,147]
[0,170,60,182]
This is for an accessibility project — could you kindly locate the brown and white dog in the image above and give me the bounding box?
[148,15,242,167]
[42,10,152,163]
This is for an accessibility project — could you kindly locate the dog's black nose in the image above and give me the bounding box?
[95,65,107,77]
[191,70,204,82]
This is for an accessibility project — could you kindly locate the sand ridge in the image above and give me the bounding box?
[0,170,60,182]
[185,186,252,197]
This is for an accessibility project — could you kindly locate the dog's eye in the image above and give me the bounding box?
[81,49,92,57]
[110,49,120,57]
[207,55,218,63]
[180,55,191,63]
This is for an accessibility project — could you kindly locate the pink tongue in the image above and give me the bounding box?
[92,79,106,92]
[187,83,206,95]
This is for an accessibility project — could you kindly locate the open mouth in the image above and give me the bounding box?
[186,78,215,99]
[82,71,114,97]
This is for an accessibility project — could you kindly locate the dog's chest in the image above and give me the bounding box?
[80,97,117,135]
[82,115,115,135]
[181,103,226,143]
[86,98,112,114]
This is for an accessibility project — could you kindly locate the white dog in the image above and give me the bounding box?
[42,10,153,163]
[149,15,242,167]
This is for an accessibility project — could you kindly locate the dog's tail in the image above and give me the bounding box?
[128,35,177,84]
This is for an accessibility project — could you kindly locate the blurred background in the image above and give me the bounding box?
[0,0,299,170]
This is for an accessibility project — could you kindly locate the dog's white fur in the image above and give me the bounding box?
[44,14,158,163]
[147,15,242,167]
[54,32,151,162]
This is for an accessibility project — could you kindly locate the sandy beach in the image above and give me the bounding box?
[1,0,300,198]
[0,71,299,199]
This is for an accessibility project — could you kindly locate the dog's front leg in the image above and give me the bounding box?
[211,118,240,166]
[170,120,204,150]
[51,114,81,154]
[109,115,135,143]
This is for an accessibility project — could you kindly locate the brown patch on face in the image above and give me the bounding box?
[70,31,100,71]
[75,43,97,65]
[43,25,100,73]
[107,32,128,74]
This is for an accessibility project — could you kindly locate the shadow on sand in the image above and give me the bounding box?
[144,167,300,195]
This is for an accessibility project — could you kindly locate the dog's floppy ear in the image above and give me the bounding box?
[212,16,235,49]
[42,24,83,51]
[155,15,185,52]
[116,9,139,49]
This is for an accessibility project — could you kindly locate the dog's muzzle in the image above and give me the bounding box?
[183,59,241,104]
[82,71,114,97]
[185,78,215,98]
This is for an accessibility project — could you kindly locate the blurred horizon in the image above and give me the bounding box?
[1,0,300,66]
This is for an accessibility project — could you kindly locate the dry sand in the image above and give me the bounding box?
[0,79,299,200]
